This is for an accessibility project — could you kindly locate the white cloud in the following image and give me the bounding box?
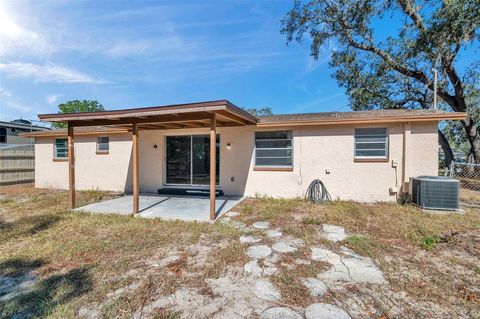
[0,62,106,84]
[0,86,11,97]
[46,94,60,105]
[0,2,52,57]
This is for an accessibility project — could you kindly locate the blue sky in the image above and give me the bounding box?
[0,0,348,122]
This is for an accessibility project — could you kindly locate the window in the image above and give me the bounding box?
[354,128,388,159]
[55,138,68,159]
[96,136,109,154]
[0,128,6,143]
[255,130,293,167]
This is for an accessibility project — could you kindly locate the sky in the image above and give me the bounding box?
[0,0,349,123]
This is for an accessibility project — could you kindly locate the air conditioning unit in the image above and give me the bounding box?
[410,176,459,210]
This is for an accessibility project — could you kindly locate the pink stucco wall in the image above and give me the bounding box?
[34,121,438,202]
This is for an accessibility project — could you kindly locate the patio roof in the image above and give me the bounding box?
[37,100,258,130]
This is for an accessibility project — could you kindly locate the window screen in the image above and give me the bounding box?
[55,138,68,159]
[255,130,293,167]
[97,136,109,153]
[354,128,388,158]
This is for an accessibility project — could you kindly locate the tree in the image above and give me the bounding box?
[52,100,105,128]
[281,0,480,165]
[243,107,274,116]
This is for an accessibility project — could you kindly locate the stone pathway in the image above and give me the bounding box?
[272,242,298,253]
[265,229,282,238]
[261,307,303,319]
[225,211,240,217]
[321,224,348,242]
[240,235,262,244]
[310,247,385,284]
[221,216,380,318]
[247,245,272,259]
[254,280,281,301]
[252,221,270,229]
[305,303,351,319]
[301,278,328,297]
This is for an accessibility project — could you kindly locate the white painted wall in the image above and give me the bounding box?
[34,121,438,201]
[35,134,132,191]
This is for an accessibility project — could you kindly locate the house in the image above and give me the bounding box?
[0,119,50,146]
[22,100,465,220]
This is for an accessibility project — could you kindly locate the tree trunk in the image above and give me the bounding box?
[438,129,454,167]
[463,114,480,162]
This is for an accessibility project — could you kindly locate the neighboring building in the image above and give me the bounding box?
[0,119,50,145]
[23,100,465,204]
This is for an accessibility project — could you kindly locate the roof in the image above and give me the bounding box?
[0,120,51,131]
[23,101,465,137]
[257,109,465,127]
[20,126,129,137]
[38,100,258,126]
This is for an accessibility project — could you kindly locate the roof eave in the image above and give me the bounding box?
[19,128,130,138]
[37,100,258,124]
[257,112,466,127]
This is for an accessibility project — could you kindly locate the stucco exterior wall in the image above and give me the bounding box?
[33,121,438,201]
[35,134,132,191]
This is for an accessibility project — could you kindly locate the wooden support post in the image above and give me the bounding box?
[132,123,139,214]
[210,113,216,221]
[67,123,75,208]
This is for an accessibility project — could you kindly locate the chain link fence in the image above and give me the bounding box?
[449,162,480,206]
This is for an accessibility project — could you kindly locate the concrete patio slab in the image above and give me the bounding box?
[75,194,243,222]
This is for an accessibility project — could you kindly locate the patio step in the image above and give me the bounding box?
[157,188,224,197]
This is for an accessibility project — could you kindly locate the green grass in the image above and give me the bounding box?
[420,235,440,250]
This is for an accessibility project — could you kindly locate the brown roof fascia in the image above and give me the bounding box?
[257,112,466,127]
[19,128,130,138]
[38,100,258,124]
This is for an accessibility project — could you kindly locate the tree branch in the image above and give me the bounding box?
[342,30,458,109]
[397,0,426,32]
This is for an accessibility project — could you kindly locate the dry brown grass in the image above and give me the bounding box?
[271,262,330,308]
[235,196,480,316]
[0,185,242,318]
[1,185,479,318]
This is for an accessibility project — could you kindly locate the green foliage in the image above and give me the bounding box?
[281,0,480,160]
[52,100,105,128]
[243,107,273,116]
[443,83,480,156]
[397,193,412,206]
[420,235,440,250]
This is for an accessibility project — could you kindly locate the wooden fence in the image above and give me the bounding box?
[0,147,35,186]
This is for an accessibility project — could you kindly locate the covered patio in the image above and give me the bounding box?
[75,194,243,222]
[38,100,258,222]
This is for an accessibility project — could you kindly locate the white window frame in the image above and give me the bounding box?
[96,136,110,154]
[254,130,293,168]
[54,138,68,159]
[354,128,388,160]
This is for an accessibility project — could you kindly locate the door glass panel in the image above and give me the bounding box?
[192,135,219,185]
[166,136,191,184]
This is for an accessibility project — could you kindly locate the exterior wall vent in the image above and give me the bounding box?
[410,176,459,210]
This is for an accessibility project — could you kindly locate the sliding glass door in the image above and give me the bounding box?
[166,135,219,186]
